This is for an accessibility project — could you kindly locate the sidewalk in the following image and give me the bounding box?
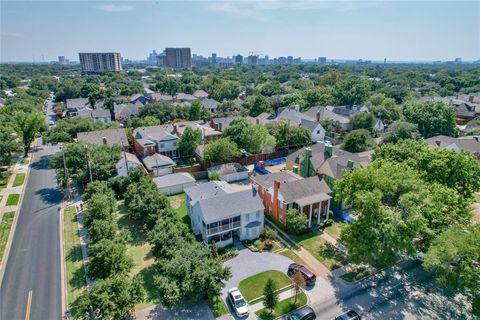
[0,155,30,223]
[249,288,304,313]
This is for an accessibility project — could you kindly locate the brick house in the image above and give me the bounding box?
[132,124,179,158]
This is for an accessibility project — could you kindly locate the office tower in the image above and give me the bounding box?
[78,52,122,75]
[211,53,217,64]
[235,54,243,64]
[164,48,192,68]
[58,56,66,65]
[247,55,258,65]
[147,50,158,65]
[287,56,294,64]
[318,57,327,65]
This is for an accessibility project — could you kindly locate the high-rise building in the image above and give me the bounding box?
[318,57,327,65]
[164,48,192,69]
[235,54,243,64]
[79,52,122,75]
[247,55,258,65]
[147,50,158,65]
[211,53,217,64]
[58,56,66,65]
[287,56,294,64]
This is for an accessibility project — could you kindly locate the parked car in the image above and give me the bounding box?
[287,263,317,286]
[228,287,249,318]
[334,310,361,320]
[48,120,55,126]
[288,306,316,320]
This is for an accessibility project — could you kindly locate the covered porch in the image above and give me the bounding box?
[295,193,332,228]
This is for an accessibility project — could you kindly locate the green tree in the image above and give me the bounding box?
[87,238,134,279]
[242,95,271,117]
[203,138,241,164]
[156,77,181,96]
[223,117,252,148]
[256,81,282,97]
[12,110,46,156]
[87,218,118,244]
[178,126,202,157]
[0,128,20,166]
[241,124,276,154]
[351,112,374,130]
[273,122,311,149]
[281,93,306,110]
[45,117,113,143]
[262,278,279,314]
[286,208,308,235]
[302,88,334,108]
[365,93,402,122]
[423,225,480,316]
[189,100,210,121]
[210,170,221,181]
[342,129,375,153]
[333,76,371,105]
[82,193,116,229]
[210,240,219,259]
[383,121,421,143]
[127,116,160,128]
[403,101,458,138]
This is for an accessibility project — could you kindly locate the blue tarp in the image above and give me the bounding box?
[331,206,355,223]
[254,162,270,174]
[263,157,286,166]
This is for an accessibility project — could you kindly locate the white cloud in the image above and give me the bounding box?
[0,31,24,37]
[95,4,133,12]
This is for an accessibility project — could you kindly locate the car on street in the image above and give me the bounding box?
[48,120,55,126]
[287,263,317,286]
[227,287,249,318]
[334,310,361,320]
[288,306,316,320]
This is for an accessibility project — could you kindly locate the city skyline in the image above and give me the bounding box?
[1,0,479,62]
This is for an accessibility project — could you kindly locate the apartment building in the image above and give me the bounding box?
[79,52,122,75]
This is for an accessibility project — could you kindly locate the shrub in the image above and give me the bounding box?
[286,209,308,235]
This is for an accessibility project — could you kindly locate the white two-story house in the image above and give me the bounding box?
[133,124,179,159]
[185,181,265,248]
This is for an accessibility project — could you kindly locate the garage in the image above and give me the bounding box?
[153,173,196,195]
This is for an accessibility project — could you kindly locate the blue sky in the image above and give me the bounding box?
[1,0,479,62]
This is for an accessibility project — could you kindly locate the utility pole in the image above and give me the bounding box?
[84,145,93,183]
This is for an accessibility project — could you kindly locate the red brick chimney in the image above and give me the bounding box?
[273,180,280,219]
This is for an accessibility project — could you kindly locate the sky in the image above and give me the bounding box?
[1,0,479,62]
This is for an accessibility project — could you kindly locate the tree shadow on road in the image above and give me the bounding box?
[29,155,52,170]
[35,187,61,205]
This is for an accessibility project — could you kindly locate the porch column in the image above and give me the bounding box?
[326,198,331,222]
[308,204,313,228]
[317,202,321,224]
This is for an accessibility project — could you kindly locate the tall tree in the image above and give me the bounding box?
[342,129,375,153]
[203,138,241,164]
[351,112,374,131]
[189,100,209,121]
[333,76,371,106]
[403,101,458,138]
[383,121,421,143]
[177,126,202,157]
[291,271,306,304]
[87,238,134,280]
[12,110,46,155]
[263,278,279,314]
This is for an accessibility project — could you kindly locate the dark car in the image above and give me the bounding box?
[334,310,361,320]
[287,263,316,286]
[288,306,316,320]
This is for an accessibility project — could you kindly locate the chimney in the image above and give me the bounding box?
[256,118,260,125]
[173,124,178,135]
[347,160,354,169]
[316,109,320,122]
[102,137,107,145]
[218,122,223,132]
[469,95,474,103]
[435,140,441,147]
[324,141,333,157]
[273,180,280,216]
[294,105,300,113]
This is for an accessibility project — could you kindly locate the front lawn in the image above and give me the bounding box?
[324,220,347,240]
[168,194,190,227]
[238,270,291,302]
[297,233,348,270]
[280,249,309,269]
[12,174,26,187]
[208,295,229,317]
[0,212,15,262]
[0,173,10,189]
[6,194,20,206]
[63,206,86,315]
[255,292,307,320]
[20,159,29,165]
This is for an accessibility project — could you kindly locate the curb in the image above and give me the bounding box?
[59,203,68,318]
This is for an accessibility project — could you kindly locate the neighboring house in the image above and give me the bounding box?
[193,89,209,99]
[373,118,386,133]
[129,94,150,105]
[303,106,352,131]
[210,117,236,132]
[77,128,129,151]
[207,163,249,182]
[174,121,222,143]
[150,93,174,103]
[153,172,196,195]
[425,135,480,159]
[175,93,197,103]
[116,152,143,177]
[275,106,326,142]
[77,108,111,124]
[418,95,479,125]
[286,142,373,187]
[133,124,179,158]
[251,172,332,228]
[202,98,220,113]
[65,98,90,116]
[185,181,265,247]
[142,153,176,177]
[114,102,142,123]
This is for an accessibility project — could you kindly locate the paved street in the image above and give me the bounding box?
[0,144,62,320]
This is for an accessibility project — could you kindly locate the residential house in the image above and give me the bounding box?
[373,118,386,133]
[303,106,352,131]
[193,89,209,99]
[425,135,480,159]
[202,98,220,113]
[153,172,196,195]
[175,93,197,104]
[116,152,143,177]
[210,117,236,132]
[251,172,332,228]
[174,121,222,143]
[77,128,129,151]
[142,153,176,176]
[133,124,179,158]
[129,94,150,105]
[275,106,326,142]
[185,181,265,247]
[207,163,249,182]
[65,98,90,116]
[77,108,111,124]
[419,95,479,125]
[114,101,143,123]
[150,93,174,103]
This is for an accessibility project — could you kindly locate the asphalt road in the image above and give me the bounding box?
[0,144,62,320]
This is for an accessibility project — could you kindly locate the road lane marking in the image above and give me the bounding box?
[25,290,32,320]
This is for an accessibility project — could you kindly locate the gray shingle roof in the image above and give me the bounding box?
[202,98,219,110]
[133,124,177,142]
[142,153,176,170]
[279,176,331,203]
[425,135,480,155]
[116,152,142,169]
[185,181,231,205]
[77,128,128,147]
[208,163,248,175]
[251,171,301,190]
[153,173,195,188]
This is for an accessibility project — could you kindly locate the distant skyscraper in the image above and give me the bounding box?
[147,50,158,65]
[78,52,122,75]
[235,54,243,64]
[247,55,258,65]
[164,48,192,69]
[211,53,217,64]
[318,57,326,65]
[287,56,294,64]
[58,56,66,65]
[384,58,387,64]
[455,57,462,64]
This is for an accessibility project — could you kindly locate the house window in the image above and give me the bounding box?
[317,130,320,134]
[160,143,164,148]
[173,142,177,146]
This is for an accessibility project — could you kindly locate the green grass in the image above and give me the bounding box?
[12,174,26,187]
[116,202,156,309]
[0,173,10,189]
[297,233,348,270]
[63,207,86,315]
[6,194,20,206]
[238,270,291,302]
[0,212,15,262]
[208,296,229,317]
[280,249,310,268]
[169,194,190,227]
[324,220,347,240]
[20,159,29,165]
[255,292,308,320]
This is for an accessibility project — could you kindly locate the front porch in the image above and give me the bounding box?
[204,229,241,248]
[295,194,331,228]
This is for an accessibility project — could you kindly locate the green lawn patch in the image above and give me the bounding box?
[255,292,307,320]
[238,270,291,302]
[297,234,348,270]
[0,212,15,262]
[324,220,347,240]
[168,194,190,227]
[280,249,309,269]
[63,206,86,315]
[0,173,10,189]
[20,159,29,165]
[6,194,20,206]
[208,295,229,317]
[12,174,26,187]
